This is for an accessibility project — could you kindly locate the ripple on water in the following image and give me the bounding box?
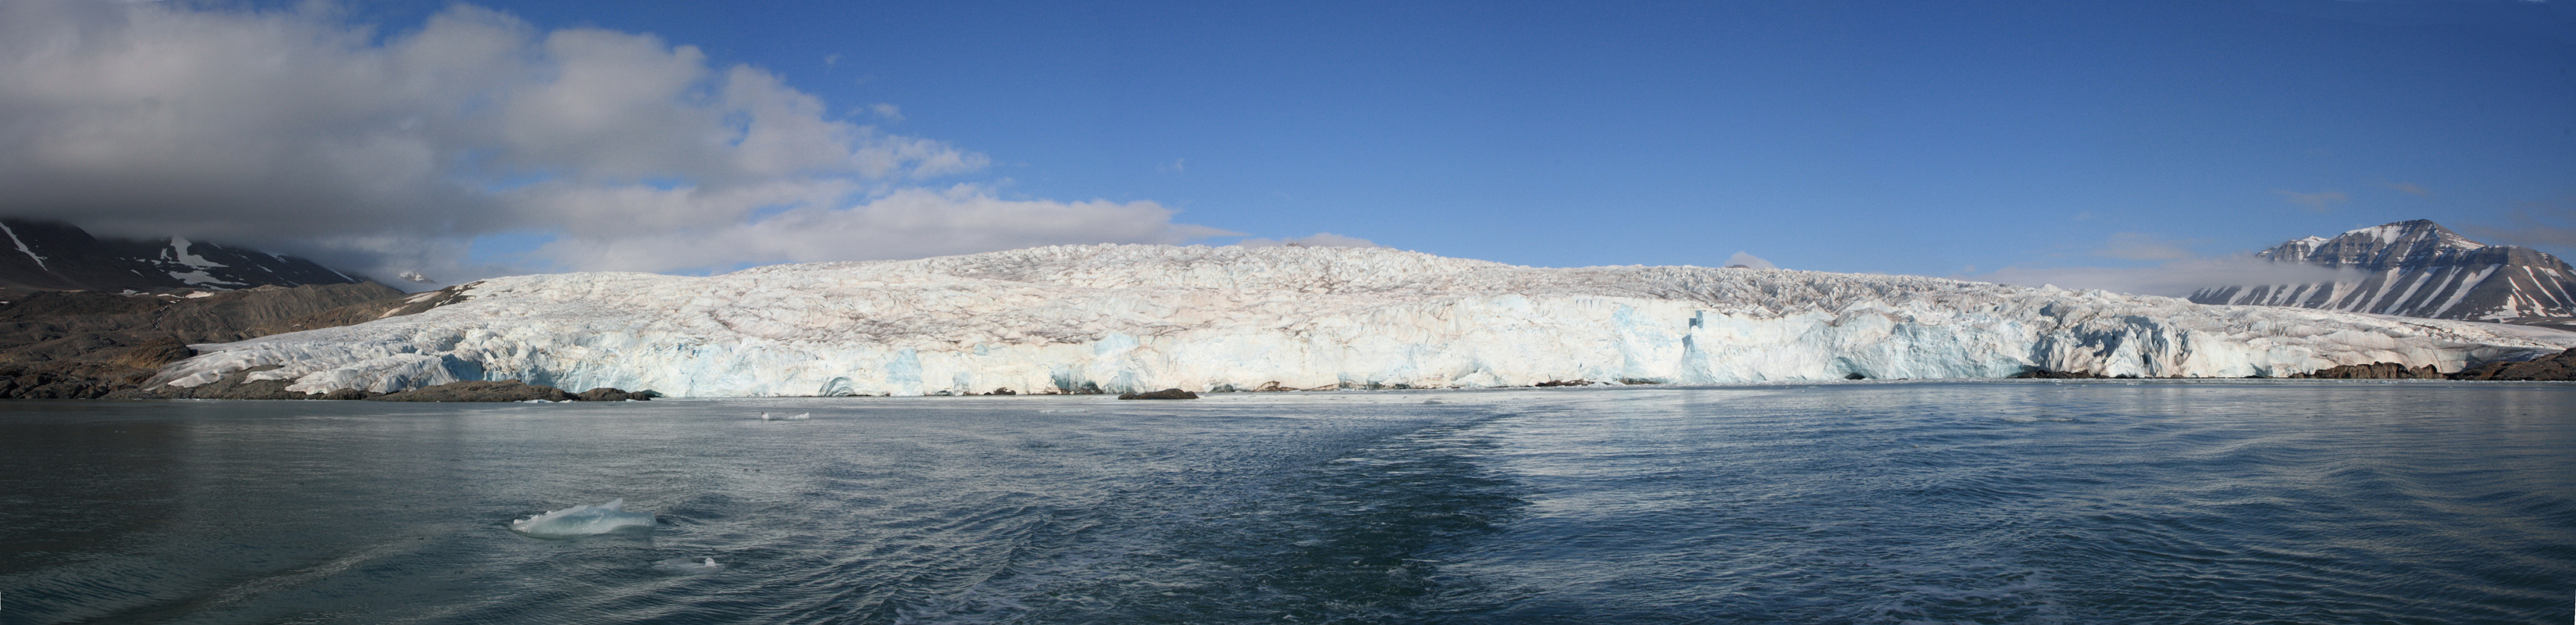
[0,385,2567,623]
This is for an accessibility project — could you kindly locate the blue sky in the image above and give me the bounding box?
[4,0,2571,290]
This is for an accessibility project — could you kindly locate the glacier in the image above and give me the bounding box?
[151,245,2576,398]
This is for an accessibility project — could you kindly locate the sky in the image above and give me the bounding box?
[1,0,2570,295]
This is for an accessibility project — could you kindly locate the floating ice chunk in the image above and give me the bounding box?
[784,412,810,420]
[509,498,654,538]
[653,556,724,573]
[760,412,771,420]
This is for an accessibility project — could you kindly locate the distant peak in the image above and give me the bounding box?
[2333,220,2483,251]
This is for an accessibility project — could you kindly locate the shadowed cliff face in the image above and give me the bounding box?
[2189,220,2576,323]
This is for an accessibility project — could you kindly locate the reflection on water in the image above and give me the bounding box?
[0,382,2568,624]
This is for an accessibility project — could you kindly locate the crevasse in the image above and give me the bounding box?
[153,245,2576,397]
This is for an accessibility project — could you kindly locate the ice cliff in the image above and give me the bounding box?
[152,245,2576,398]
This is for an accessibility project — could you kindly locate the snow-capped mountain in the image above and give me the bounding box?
[152,245,2575,398]
[2188,220,2575,321]
[0,219,365,294]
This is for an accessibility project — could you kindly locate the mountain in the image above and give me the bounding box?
[2188,220,2576,322]
[0,219,366,295]
[149,245,2575,398]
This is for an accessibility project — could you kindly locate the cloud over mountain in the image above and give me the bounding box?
[0,1,1221,282]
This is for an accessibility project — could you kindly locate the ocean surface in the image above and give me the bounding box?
[1,381,2569,624]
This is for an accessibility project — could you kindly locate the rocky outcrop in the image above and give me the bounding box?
[369,380,574,402]
[575,387,657,402]
[2450,348,2576,381]
[0,283,404,351]
[2288,362,2444,380]
[1117,388,1199,400]
[109,337,196,370]
[2011,369,2109,379]
[0,362,155,398]
[0,282,415,399]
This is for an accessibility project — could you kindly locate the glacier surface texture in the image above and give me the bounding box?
[155,245,2576,397]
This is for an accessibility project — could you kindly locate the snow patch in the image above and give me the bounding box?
[2,223,48,270]
[169,238,229,268]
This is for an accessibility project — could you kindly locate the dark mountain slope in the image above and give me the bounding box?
[2189,220,2576,322]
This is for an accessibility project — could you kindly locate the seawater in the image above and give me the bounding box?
[0,382,2569,624]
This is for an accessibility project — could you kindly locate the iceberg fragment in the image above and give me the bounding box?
[509,498,654,538]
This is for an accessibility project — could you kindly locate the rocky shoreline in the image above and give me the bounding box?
[2005,348,2576,381]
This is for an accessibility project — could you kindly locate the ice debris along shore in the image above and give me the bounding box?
[509,499,654,538]
[151,244,2576,398]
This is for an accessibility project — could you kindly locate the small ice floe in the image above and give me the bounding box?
[758,412,811,421]
[652,556,725,573]
[509,498,655,538]
[1036,409,1088,413]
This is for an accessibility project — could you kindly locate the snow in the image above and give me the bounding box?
[508,499,654,538]
[153,245,2576,398]
[168,238,229,268]
[2,222,47,270]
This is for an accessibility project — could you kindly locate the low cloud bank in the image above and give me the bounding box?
[1970,256,2366,298]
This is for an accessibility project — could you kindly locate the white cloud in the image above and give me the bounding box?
[1724,252,1776,270]
[0,0,1210,284]
[1235,233,1379,248]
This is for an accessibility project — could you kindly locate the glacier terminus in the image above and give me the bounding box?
[151,245,2576,398]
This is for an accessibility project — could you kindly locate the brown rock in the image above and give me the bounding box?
[112,336,197,370]
[1117,388,1199,400]
[2450,348,2576,380]
[368,380,574,402]
[575,388,632,402]
[2011,369,2107,379]
[2289,362,2443,380]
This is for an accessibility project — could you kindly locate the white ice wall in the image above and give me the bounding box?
[155,245,2576,397]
